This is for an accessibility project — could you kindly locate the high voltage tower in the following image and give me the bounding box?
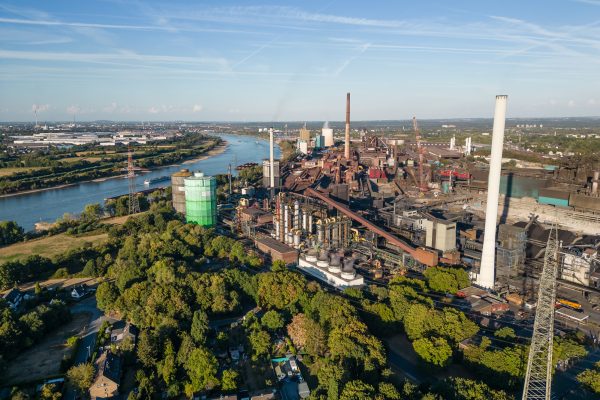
[127,144,140,215]
[522,225,560,400]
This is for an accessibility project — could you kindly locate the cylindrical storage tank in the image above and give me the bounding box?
[171,169,192,214]
[328,253,342,273]
[306,249,318,262]
[317,249,329,268]
[302,211,308,231]
[308,214,313,234]
[184,171,217,227]
[341,259,356,279]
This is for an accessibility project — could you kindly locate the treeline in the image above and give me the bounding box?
[0,221,24,246]
[0,300,71,368]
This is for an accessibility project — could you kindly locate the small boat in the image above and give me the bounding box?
[144,175,170,185]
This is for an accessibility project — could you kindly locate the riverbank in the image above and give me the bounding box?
[0,140,228,200]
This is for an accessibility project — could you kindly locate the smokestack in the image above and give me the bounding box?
[478,95,508,289]
[592,171,599,196]
[345,92,351,160]
[269,127,275,189]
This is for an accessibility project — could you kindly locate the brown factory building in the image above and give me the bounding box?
[254,236,298,265]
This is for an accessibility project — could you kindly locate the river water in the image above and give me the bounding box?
[0,134,279,230]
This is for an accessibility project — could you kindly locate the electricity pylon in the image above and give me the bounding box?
[522,226,560,400]
[127,144,140,215]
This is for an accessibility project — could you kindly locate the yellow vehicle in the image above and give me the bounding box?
[556,298,583,311]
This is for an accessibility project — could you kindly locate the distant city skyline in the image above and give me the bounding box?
[1,0,600,121]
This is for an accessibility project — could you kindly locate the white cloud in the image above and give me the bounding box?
[549,99,557,105]
[148,106,160,114]
[192,104,203,112]
[66,105,80,114]
[588,98,596,105]
[32,103,49,112]
[568,99,576,107]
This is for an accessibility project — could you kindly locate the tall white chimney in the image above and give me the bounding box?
[269,127,275,189]
[478,95,508,289]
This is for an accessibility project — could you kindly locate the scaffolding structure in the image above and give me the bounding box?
[521,226,560,400]
[127,145,140,215]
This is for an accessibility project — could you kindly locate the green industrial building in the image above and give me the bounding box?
[184,171,217,227]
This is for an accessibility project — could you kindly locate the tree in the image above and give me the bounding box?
[137,330,159,368]
[261,310,284,331]
[221,369,239,392]
[190,310,209,345]
[96,282,119,312]
[413,337,452,367]
[424,267,470,294]
[434,377,512,400]
[287,314,326,356]
[67,363,95,394]
[82,203,103,221]
[39,384,62,400]
[272,259,286,272]
[0,221,24,246]
[577,365,600,394]
[377,382,401,400]
[494,327,516,340]
[159,340,177,386]
[249,329,271,360]
[257,271,306,310]
[340,380,375,400]
[184,347,219,393]
[403,303,432,340]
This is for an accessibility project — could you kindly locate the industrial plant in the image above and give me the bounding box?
[166,93,600,319]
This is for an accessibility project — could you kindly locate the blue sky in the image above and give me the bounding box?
[1,0,599,121]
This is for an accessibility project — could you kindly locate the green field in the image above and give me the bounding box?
[0,231,109,263]
[0,167,50,177]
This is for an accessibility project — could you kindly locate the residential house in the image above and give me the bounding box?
[110,321,138,345]
[2,288,23,310]
[71,285,88,299]
[89,351,121,399]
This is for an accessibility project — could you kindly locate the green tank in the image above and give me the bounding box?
[184,171,217,227]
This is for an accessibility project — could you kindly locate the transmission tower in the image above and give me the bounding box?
[127,144,140,214]
[521,226,560,400]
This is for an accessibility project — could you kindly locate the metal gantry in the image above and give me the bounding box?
[522,226,560,400]
[127,144,140,215]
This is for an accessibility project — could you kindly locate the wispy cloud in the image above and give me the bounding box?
[0,49,230,69]
[333,42,371,77]
[66,105,80,114]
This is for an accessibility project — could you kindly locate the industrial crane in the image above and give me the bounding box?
[412,116,427,192]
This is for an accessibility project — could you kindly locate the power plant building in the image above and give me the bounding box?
[171,169,192,214]
[184,171,217,227]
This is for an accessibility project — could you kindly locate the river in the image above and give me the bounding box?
[0,134,280,230]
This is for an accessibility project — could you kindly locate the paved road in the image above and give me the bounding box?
[65,296,113,400]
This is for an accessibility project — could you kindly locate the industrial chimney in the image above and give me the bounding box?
[269,127,275,189]
[478,95,508,289]
[345,92,351,160]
